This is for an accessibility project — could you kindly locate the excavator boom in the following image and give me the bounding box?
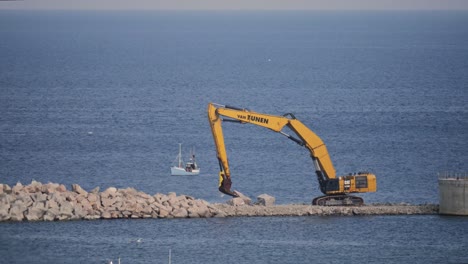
[207,103,376,205]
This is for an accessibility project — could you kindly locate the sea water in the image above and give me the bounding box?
[0,10,467,263]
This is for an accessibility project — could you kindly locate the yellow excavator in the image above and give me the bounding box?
[207,103,377,206]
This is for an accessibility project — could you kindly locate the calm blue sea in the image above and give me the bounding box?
[0,10,467,263]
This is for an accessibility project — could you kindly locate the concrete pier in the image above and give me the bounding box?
[438,173,468,216]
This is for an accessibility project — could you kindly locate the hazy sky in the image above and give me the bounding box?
[1,0,468,10]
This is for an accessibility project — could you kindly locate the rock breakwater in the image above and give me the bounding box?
[0,181,438,222]
[0,181,217,221]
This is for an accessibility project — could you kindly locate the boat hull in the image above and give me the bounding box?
[171,167,200,176]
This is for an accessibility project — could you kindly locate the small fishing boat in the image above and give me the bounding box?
[170,143,200,176]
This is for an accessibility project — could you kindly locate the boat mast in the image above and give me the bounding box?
[178,143,182,167]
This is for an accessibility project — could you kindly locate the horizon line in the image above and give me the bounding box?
[1,7,468,11]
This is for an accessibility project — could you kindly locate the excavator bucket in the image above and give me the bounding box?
[218,174,239,197]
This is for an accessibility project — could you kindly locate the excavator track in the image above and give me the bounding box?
[312,195,364,206]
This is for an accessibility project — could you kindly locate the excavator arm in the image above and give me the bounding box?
[207,103,376,205]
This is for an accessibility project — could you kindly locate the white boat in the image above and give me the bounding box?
[170,143,200,176]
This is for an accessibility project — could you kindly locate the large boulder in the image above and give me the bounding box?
[0,184,11,194]
[101,210,112,219]
[0,206,10,221]
[43,208,59,221]
[187,201,211,218]
[0,193,11,206]
[56,184,67,192]
[256,194,275,206]
[16,193,34,208]
[90,186,100,194]
[101,187,117,198]
[25,180,42,193]
[25,206,47,221]
[87,193,99,204]
[72,184,88,196]
[227,197,245,206]
[101,196,115,208]
[12,182,24,194]
[73,204,88,219]
[153,193,164,203]
[234,191,252,205]
[46,198,59,210]
[9,203,26,221]
[31,193,47,203]
[158,208,169,218]
[171,208,188,218]
[167,195,181,208]
[41,182,60,194]
[59,202,74,219]
[47,193,66,208]
[120,187,138,196]
[187,207,200,218]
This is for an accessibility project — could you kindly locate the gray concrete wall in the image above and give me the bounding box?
[439,178,468,216]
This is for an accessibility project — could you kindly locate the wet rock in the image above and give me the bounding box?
[256,194,275,206]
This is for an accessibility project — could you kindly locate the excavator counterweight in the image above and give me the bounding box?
[207,103,377,206]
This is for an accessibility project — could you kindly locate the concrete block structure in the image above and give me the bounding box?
[438,173,468,216]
